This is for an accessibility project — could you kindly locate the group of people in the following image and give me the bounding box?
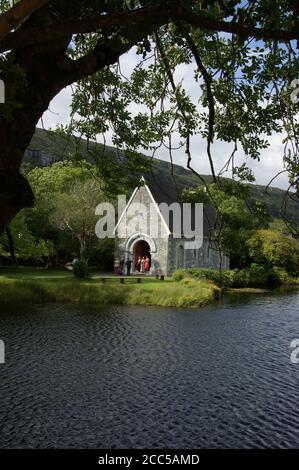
[137,256,150,273]
[114,255,150,275]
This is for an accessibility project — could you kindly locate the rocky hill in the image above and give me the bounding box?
[23,128,299,225]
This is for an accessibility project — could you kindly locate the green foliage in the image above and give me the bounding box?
[64,1,299,196]
[233,264,270,288]
[173,267,235,287]
[73,259,89,278]
[2,0,299,263]
[128,278,220,308]
[87,238,115,271]
[1,1,299,213]
[184,180,273,267]
[270,267,292,285]
[0,161,111,266]
[0,211,54,263]
[247,229,299,276]
[269,218,292,235]
[173,264,297,289]
[232,264,293,288]
[172,269,186,282]
[50,178,105,256]
[27,161,95,199]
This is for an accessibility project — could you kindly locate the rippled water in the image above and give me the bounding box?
[1,290,299,448]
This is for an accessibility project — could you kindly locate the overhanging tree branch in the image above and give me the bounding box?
[0,0,49,41]
[57,19,165,85]
[57,38,139,84]
[0,3,166,52]
[154,30,217,183]
[1,3,298,53]
[176,6,299,42]
[180,27,216,183]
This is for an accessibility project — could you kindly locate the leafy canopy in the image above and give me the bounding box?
[0,0,298,234]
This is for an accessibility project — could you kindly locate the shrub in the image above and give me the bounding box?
[233,264,289,288]
[173,264,296,289]
[247,229,299,276]
[268,267,291,286]
[172,269,187,282]
[73,259,89,278]
[173,268,235,288]
[223,269,237,287]
[232,268,251,287]
[233,265,262,287]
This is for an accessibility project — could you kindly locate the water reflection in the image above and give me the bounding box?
[0,290,299,448]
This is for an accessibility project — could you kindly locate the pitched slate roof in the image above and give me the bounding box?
[142,172,218,238]
[143,171,182,206]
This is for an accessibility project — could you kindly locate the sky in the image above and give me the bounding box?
[38,49,291,191]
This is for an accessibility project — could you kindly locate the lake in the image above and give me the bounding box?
[0,289,299,448]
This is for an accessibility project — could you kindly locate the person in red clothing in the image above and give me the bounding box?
[145,255,150,272]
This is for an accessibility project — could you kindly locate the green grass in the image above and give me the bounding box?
[0,268,220,308]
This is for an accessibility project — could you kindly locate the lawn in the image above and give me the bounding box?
[0,268,220,308]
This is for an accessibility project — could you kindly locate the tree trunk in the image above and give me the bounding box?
[0,43,71,235]
[0,132,36,233]
[0,168,35,234]
[5,226,18,266]
[79,238,86,259]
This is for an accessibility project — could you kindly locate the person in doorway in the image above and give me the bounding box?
[141,257,145,273]
[137,256,141,272]
[125,258,132,276]
[114,257,120,275]
[145,256,150,272]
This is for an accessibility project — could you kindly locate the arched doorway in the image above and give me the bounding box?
[134,240,151,271]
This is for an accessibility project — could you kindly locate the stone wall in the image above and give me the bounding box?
[167,237,230,275]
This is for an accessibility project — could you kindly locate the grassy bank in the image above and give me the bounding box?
[0,269,220,308]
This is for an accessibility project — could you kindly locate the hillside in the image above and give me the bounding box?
[23,128,299,225]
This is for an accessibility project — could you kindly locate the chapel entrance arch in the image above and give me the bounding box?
[125,234,156,273]
[134,240,151,271]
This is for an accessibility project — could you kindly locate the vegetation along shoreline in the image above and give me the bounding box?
[0,267,298,309]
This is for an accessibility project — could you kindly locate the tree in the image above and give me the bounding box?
[50,178,105,257]
[269,218,293,235]
[0,161,113,267]
[246,229,299,276]
[0,1,298,235]
[183,180,272,267]
[0,210,54,264]
[27,160,95,198]
[26,161,97,262]
[27,161,109,264]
